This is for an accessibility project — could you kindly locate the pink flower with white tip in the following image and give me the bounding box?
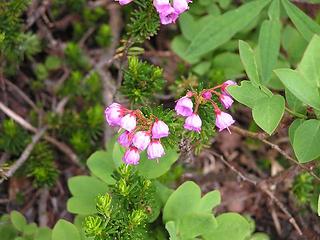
[147,140,165,159]
[175,96,193,117]
[184,113,202,132]
[152,120,169,138]
[221,80,237,96]
[132,131,151,151]
[153,0,172,12]
[215,109,235,133]
[115,0,134,5]
[118,131,132,148]
[123,147,140,165]
[159,7,179,25]
[120,113,136,132]
[105,103,125,127]
[219,94,234,109]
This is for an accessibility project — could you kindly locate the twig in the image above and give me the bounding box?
[210,151,303,236]
[230,125,320,181]
[0,101,81,167]
[38,188,49,227]
[0,127,47,184]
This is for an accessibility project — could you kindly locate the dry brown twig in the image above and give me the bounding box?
[209,151,303,236]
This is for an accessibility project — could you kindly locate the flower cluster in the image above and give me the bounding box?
[175,80,237,133]
[114,0,192,25]
[105,103,169,165]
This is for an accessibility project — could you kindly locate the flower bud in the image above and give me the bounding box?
[215,110,235,133]
[120,113,136,132]
[122,147,140,165]
[175,96,193,117]
[115,0,134,5]
[147,140,165,159]
[132,131,151,151]
[152,120,169,138]
[202,91,212,100]
[221,80,237,96]
[219,94,234,109]
[184,113,202,132]
[118,131,132,148]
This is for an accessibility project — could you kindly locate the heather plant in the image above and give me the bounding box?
[1,0,320,239]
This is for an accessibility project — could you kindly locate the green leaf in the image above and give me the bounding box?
[197,190,221,213]
[52,220,80,240]
[285,89,307,115]
[171,36,200,64]
[178,213,217,239]
[68,176,108,197]
[274,69,320,110]
[138,149,179,179]
[288,119,305,145]
[252,95,285,135]
[163,181,201,222]
[23,223,37,236]
[282,0,320,41]
[10,211,27,232]
[228,81,268,108]
[250,232,270,240]
[282,25,308,64]
[186,0,270,58]
[238,40,260,87]
[203,213,251,240]
[298,35,320,88]
[67,196,97,215]
[258,20,281,83]
[268,0,280,20]
[34,227,51,240]
[112,142,126,167]
[87,150,116,184]
[165,221,179,240]
[155,181,174,206]
[293,119,320,163]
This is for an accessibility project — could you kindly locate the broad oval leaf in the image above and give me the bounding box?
[293,119,320,163]
[252,95,285,135]
[52,220,80,240]
[10,211,27,232]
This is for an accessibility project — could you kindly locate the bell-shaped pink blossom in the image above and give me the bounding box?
[215,110,235,133]
[105,103,125,127]
[132,131,151,151]
[175,96,193,117]
[115,0,134,5]
[184,113,202,132]
[147,140,165,159]
[123,147,140,165]
[202,91,212,100]
[219,94,234,109]
[159,7,179,25]
[152,120,169,138]
[118,131,132,148]
[153,0,172,12]
[120,113,136,132]
[173,0,189,14]
[221,80,237,96]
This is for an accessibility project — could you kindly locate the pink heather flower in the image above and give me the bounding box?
[175,96,193,117]
[147,140,165,159]
[159,7,179,25]
[202,91,212,100]
[215,110,235,133]
[153,0,172,12]
[118,131,132,148]
[219,94,234,109]
[173,0,189,14]
[123,147,140,165]
[132,131,151,151]
[221,80,237,96]
[152,120,169,138]
[120,113,136,132]
[105,103,125,127]
[115,0,134,5]
[184,113,202,132]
